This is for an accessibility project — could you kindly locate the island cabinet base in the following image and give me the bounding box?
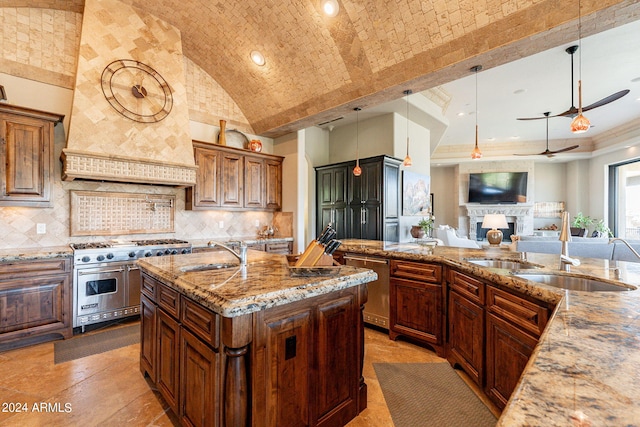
[140,273,367,427]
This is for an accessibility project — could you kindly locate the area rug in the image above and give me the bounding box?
[54,324,139,364]
[374,362,497,427]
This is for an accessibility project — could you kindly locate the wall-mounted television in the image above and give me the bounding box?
[468,172,528,204]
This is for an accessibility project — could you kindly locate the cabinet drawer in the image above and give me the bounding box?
[449,270,485,305]
[266,242,292,254]
[181,297,219,348]
[0,257,70,280]
[141,274,157,299]
[390,260,442,283]
[486,286,549,337]
[157,284,180,319]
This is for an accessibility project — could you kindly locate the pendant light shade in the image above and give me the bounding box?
[470,65,483,160]
[403,89,412,167]
[571,0,590,134]
[353,107,362,176]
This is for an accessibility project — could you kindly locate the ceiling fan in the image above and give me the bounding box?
[517,45,630,121]
[515,112,579,157]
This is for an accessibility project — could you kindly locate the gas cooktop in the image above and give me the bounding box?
[70,239,189,250]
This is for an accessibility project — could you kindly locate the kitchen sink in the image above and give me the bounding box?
[511,273,635,292]
[466,258,540,270]
[180,263,238,273]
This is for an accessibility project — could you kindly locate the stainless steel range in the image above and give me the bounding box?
[70,239,191,330]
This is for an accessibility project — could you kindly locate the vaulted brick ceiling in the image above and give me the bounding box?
[12,0,639,138]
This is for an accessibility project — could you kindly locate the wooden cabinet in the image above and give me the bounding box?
[0,104,63,207]
[192,240,292,255]
[485,285,550,409]
[141,272,367,427]
[265,241,293,254]
[316,155,401,241]
[140,274,222,427]
[186,142,283,211]
[0,257,72,350]
[389,260,445,356]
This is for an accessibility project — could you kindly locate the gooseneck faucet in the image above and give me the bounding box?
[609,238,640,261]
[207,241,248,266]
[559,211,581,271]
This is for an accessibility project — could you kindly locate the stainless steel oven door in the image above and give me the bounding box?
[74,264,126,327]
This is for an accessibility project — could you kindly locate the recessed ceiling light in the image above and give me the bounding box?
[486,137,495,141]
[322,0,339,17]
[631,77,640,83]
[510,136,520,139]
[250,50,265,66]
[457,112,465,117]
[513,89,526,95]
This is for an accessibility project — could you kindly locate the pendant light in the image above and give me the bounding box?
[470,65,483,160]
[570,0,590,133]
[353,107,362,176]
[403,89,413,167]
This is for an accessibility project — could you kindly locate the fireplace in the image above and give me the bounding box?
[476,222,515,241]
[465,204,533,241]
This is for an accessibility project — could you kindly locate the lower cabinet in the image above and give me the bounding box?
[141,272,367,427]
[445,268,552,410]
[0,257,72,349]
[389,260,444,356]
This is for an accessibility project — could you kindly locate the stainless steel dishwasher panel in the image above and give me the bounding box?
[344,254,390,329]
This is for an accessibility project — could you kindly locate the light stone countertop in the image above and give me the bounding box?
[0,246,73,262]
[337,239,640,427]
[137,249,376,318]
[189,236,293,249]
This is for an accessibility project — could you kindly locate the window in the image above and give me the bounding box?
[609,159,640,238]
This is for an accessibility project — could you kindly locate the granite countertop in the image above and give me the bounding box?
[0,246,72,262]
[189,236,294,249]
[137,249,376,318]
[338,239,640,426]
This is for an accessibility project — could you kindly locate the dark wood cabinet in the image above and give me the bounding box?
[485,285,550,409]
[389,260,444,356]
[0,104,63,207]
[141,270,367,427]
[316,155,401,241]
[0,257,72,349]
[186,142,283,211]
[447,288,484,385]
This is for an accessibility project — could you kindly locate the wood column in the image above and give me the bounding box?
[221,314,252,427]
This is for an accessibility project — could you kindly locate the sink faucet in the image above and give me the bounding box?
[609,238,640,261]
[559,211,581,271]
[207,241,247,266]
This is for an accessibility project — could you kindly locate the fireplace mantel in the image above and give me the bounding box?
[465,204,533,241]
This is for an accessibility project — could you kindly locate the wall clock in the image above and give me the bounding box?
[101,59,173,123]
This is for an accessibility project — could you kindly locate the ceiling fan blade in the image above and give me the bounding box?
[547,144,580,154]
[581,89,630,112]
[555,106,579,118]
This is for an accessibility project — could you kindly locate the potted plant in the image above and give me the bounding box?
[571,212,593,237]
[413,216,434,238]
[593,219,613,238]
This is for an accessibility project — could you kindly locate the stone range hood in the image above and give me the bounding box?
[62,0,196,187]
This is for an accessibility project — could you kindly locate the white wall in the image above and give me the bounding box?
[531,162,566,229]
[329,114,395,163]
[303,126,330,246]
[273,132,303,253]
[430,166,457,228]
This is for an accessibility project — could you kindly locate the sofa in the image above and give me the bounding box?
[515,235,640,263]
[435,226,481,249]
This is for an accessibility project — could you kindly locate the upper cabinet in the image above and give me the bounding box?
[186,142,283,211]
[0,104,64,207]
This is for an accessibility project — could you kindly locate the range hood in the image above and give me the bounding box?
[62,0,196,187]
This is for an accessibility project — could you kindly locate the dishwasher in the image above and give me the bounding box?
[344,254,390,329]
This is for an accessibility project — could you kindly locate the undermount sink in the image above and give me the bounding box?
[466,258,540,270]
[511,273,635,292]
[180,263,238,273]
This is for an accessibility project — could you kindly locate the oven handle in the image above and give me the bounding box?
[78,267,126,275]
[127,265,140,272]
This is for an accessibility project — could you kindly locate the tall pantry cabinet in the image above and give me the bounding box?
[316,155,401,242]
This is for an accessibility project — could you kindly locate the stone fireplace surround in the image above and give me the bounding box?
[465,204,533,241]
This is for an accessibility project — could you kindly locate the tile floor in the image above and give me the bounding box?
[0,323,499,426]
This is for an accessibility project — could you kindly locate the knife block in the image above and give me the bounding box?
[293,241,338,267]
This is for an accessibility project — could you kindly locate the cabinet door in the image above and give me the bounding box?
[0,114,53,206]
[244,155,265,209]
[447,290,484,386]
[220,151,244,208]
[187,146,220,208]
[180,328,219,427]
[389,277,443,347]
[317,166,348,237]
[140,294,156,379]
[486,312,538,409]
[157,309,181,415]
[265,159,282,210]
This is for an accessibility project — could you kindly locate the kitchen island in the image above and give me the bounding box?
[137,249,376,427]
[337,239,640,426]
